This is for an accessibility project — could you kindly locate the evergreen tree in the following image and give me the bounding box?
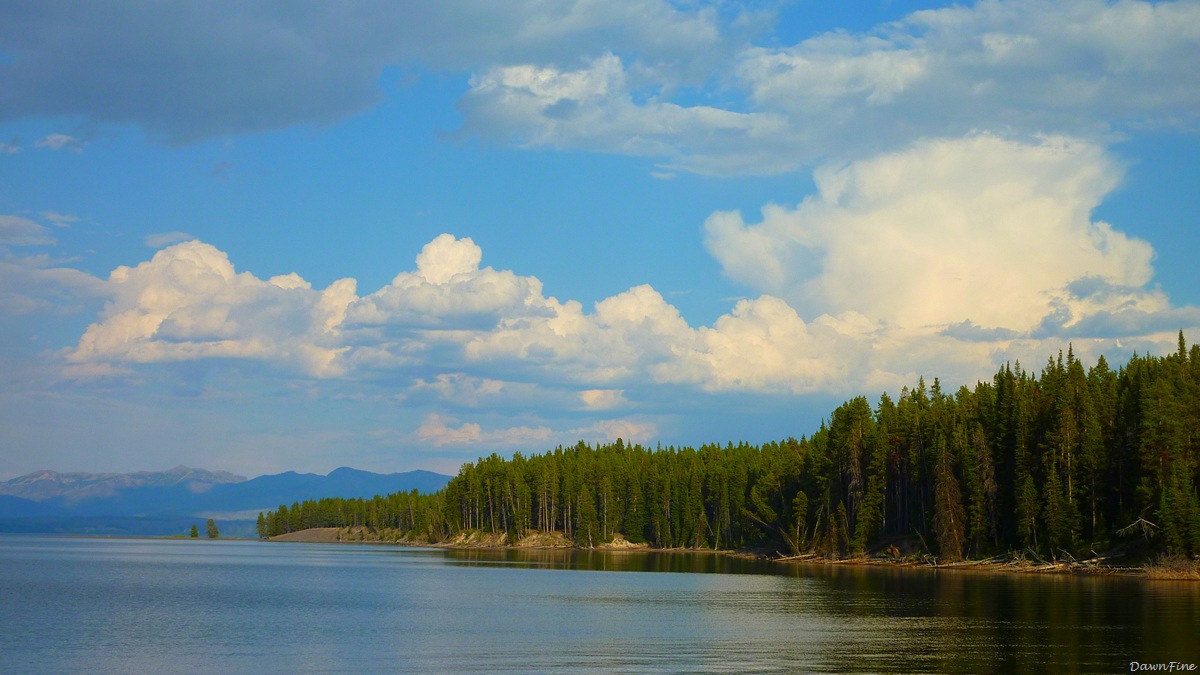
[933,435,966,563]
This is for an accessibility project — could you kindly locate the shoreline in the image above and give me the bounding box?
[267,527,1199,581]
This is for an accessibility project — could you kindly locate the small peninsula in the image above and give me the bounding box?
[263,333,1200,576]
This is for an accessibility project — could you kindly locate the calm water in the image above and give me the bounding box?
[1,536,1198,673]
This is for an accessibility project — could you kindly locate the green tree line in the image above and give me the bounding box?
[261,334,1200,561]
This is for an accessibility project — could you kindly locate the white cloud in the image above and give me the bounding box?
[347,234,551,330]
[69,241,357,377]
[572,418,657,446]
[578,389,627,410]
[57,196,1199,404]
[706,135,1157,334]
[460,53,792,175]
[660,297,872,394]
[692,133,1200,389]
[413,412,656,449]
[409,373,540,408]
[64,232,867,395]
[464,283,694,384]
[0,137,18,154]
[34,133,84,152]
[415,413,550,448]
[459,0,1200,174]
[731,0,1200,164]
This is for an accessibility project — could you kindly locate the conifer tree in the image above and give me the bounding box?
[933,435,966,563]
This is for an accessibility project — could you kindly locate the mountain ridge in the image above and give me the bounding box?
[0,466,453,535]
[0,466,246,503]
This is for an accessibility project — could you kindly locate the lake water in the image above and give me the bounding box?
[1,535,1197,673]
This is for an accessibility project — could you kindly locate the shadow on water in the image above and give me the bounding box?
[774,562,1200,673]
[437,546,779,575]
[436,546,1200,672]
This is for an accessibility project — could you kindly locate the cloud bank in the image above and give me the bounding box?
[4,1,1195,172]
[0,0,725,143]
[52,135,1200,411]
[460,0,1200,173]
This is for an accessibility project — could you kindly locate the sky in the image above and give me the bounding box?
[1,0,1198,479]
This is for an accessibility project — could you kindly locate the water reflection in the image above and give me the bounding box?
[772,563,1200,673]
[438,546,780,575]
[2,536,1198,673]
[429,546,1200,672]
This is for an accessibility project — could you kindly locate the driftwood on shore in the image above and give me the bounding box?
[766,547,1179,579]
[267,527,1196,580]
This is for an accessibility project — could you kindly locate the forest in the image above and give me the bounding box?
[260,333,1200,563]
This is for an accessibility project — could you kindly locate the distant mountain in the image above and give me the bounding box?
[199,467,452,515]
[0,466,245,504]
[0,466,453,536]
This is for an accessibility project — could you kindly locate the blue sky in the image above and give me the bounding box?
[1,0,1198,478]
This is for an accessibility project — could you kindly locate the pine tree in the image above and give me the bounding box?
[1016,473,1040,550]
[933,435,966,563]
[575,482,598,548]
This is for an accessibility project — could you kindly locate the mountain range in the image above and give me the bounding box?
[0,465,451,537]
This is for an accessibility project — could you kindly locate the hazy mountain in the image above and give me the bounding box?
[0,466,245,504]
[197,467,451,515]
[0,466,452,535]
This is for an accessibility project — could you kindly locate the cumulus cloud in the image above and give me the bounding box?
[692,133,1200,388]
[69,241,357,377]
[62,231,883,395]
[346,234,552,329]
[706,135,1158,334]
[59,181,1200,406]
[578,389,627,410]
[464,283,694,384]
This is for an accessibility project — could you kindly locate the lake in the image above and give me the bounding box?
[1,535,1197,673]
